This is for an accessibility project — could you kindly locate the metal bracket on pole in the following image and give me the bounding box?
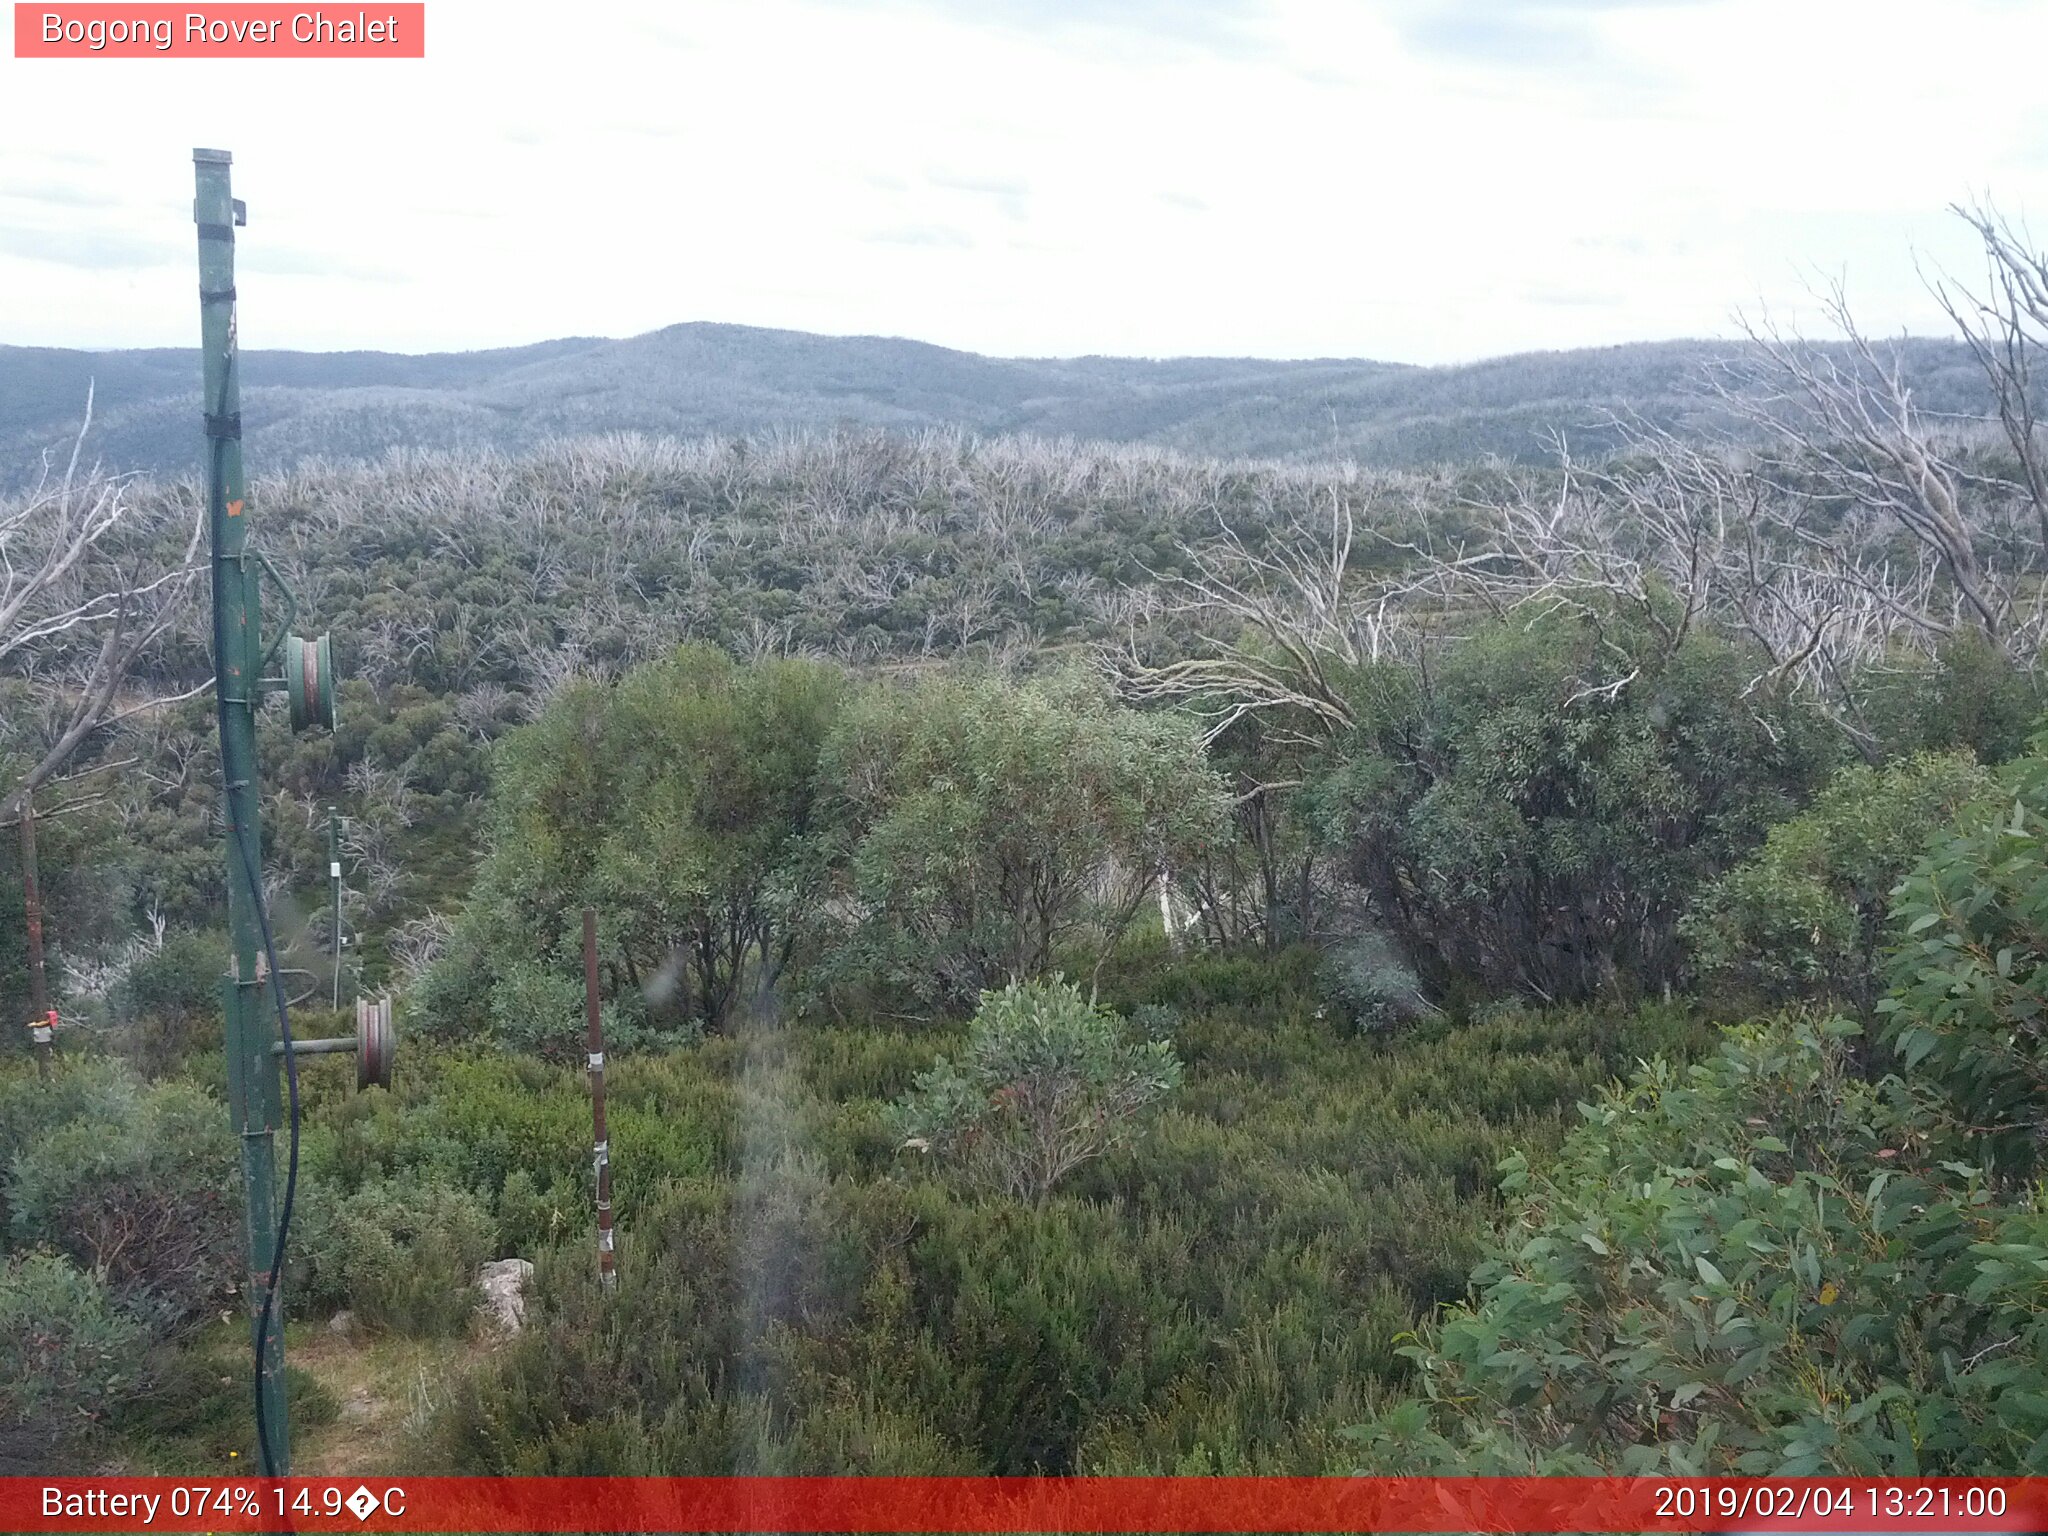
[253,548,300,672]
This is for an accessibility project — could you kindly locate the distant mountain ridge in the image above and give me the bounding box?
[0,322,1993,483]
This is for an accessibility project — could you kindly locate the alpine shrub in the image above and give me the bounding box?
[889,978,1182,1204]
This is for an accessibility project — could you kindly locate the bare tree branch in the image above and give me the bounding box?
[0,394,208,823]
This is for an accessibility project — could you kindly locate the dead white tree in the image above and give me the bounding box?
[1724,285,2034,656]
[1,390,208,825]
[1930,200,2048,554]
[1111,204,2048,760]
[1110,479,1431,747]
[1411,420,1975,746]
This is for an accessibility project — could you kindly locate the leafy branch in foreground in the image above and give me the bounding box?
[1355,1012,2047,1475]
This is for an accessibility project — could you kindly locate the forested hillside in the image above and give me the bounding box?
[3,211,2046,1481]
[0,325,1995,484]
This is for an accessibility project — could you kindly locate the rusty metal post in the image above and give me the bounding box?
[583,907,616,1292]
[19,795,52,1078]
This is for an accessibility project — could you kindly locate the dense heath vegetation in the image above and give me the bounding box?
[6,243,2048,1473]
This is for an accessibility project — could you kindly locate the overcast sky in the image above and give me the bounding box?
[3,0,2046,365]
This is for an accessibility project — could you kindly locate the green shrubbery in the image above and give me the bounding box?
[424,655,1228,1042]
[417,645,840,1049]
[1,1062,235,1327]
[13,597,2038,1478]
[1359,741,2048,1476]
[1356,1012,2047,1474]
[0,1049,508,1463]
[1686,751,1994,1008]
[1303,608,1840,1002]
[103,1338,338,1469]
[818,671,1227,1012]
[116,929,223,1036]
[0,1253,148,1448]
[16,398,2048,1486]
[1857,629,2045,766]
[1315,929,1432,1032]
[431,958,1709,1475]
[889,978,1182,1204]
[301,1046,729,1226]
[114,929,228,1075]
[292,1173,494,1336]
[1882,738,2048,1181]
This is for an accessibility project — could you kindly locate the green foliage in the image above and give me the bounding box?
[115,929,222,1030]
[1357,1013,2047,1474]
[1687,752,1994,1008]
[0,1252,148,1434]
[4,1064,236,1327]
[890,978,1183,1204]
[1095,942,1323,1020]
[1357,768,2048,1478]
[78,430,1421,977]
[1858,628,2045,765]
[428,657,1227,1040]
[103,1332,336,1467]
[1182,725,1334,950]
[1304,607,1840,1001]
[1881,738,2048,1180]
[429,954,1708,1475]
[0,1056,130,1176]
[493,1167,587,1255]
[292,1173,494,1336]
[423,644,842,1044]
[0,800,129,1042]
[1316,930,1433,1032]
[112,928,227,1073]
[298,1046,729,1242]
[820,669,1228,1012]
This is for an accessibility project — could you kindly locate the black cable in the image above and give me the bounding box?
[234,807,301,1480]
[208,366,302,1479]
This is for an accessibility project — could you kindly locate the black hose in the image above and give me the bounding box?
[232,748,302,1480]
[209,381,302,1479]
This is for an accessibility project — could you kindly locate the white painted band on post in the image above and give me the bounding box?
[598,1229,615,1252]
[588,1051,605,1070]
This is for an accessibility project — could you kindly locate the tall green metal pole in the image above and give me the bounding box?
[194,147,290,1473]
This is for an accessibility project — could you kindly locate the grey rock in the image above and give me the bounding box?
[476,1258,534,1334]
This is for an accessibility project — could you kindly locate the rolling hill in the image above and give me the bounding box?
[0,322,1993,484]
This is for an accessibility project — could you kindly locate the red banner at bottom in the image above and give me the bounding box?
[6,1476,2045,1533]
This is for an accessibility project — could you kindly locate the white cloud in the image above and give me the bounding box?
[0,0,2043,363]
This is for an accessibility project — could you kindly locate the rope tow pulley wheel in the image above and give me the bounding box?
[273,997,395,1090]
[355,996,395,1091]
[285,633,336,733]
